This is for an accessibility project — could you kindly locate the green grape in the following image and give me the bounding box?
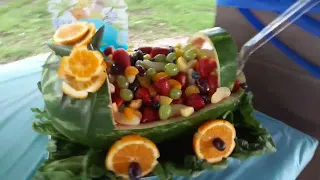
[146,68,157,77]
[144,54,151,60]
[120,89,133,101]
[169,88,182,99]
[164,63,179,76]
[117,75,129,89]
[166,52,176,62]
[184,48,197,61]
[154,54,167,62]
[135,60,144,67]
[159,104,172,120]
[182,43,193,52]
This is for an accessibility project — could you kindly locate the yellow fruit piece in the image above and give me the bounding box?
[152,72,169,82]
[159,96,173,105]
[138,76,151,88]
[57,56,68,78]
[124,107,135,120]
[176,57,188,72]
[66,72,107,93]
[129,99,142,109]
[180,106,194,117]
[168,79,182,89]
[134,111,142,118]
[75,23,96,46]
[106,135,160,178]
[148,86,157,97]
[64,46,104,82]
[127,49,134,52]
[114,112,141,126]
[53,22,89,45]
[175,43,182,49]
[193,120,236,163]
[185,85,200,96]
[144,54,151,60]
[62,81,88,99]
[175,48,184,57]
[125,66,139,83]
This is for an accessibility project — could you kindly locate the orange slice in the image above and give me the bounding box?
[62,81,88,99]
[57,56,68,78]
[193,120,236,163]
[64,46,104,82]
[53,22,89,45]
[106,135,160,178]
[75,23,97,47]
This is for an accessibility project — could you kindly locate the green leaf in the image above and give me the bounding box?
[47,43,72,56]
[83,149,107,179]
[37,81,42,93]
[33,170,77,180]
[222,110,234,124]
[89,26,105,51]
[152,164,171,180]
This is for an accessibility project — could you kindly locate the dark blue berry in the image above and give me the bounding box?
[172,59,176,64]
[152,101,160,110]
[136,50,144,60]
[212,138,226,151]
[136,65,146,76]
[111,63,124,75]
[130,55,138,66]
[196,79,209,94]
[169,46,175,53]
[128,80,140,94]
[201,95,209,104]
[128,162,142,180]
[192,71,200,80]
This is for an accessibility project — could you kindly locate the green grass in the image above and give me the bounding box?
[0,0,215,63]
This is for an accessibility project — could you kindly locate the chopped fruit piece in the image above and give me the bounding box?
[148,86,157,97]
[175,43,182,49]
[104,46,115,57]
[111,103,118,113]
[153,78,170,96]
[136,65,146,76]
[164,63,179,76]
[168,79,182,89]
[106,135,159,178]
[232,80,241,93]
[166,52,176,63]
[154,54,167,62]
[184,48,197,61]
[176,57,188,72]
[57,56,68,78]
[116,75,129,89]
[128,79,139,93]
[198,58,217,78]
[187,69,196,85]
[187,60,197,69]
[153,95,160,102]
[138,76,151,88]
[112,94,124,107]
[130,54,138,66]
[152,72,169,82]
[135,50,144,61]
[151,47,170,58]
[169,46,175,53]
[141,61,166,72]
[113,49,131,68]
[134,111,143,118]
[75,23,96,46]
[169,88,182,100]
[146,68,157,77]
[159,104,172,120]
[192,71,200,80]
[125,66,139,83]
[120,89,133,101]
[124,107,135,120]
[62,81,88,99]
[186,94,205,111]
[138,47,153,54]
[53,22,89,44]
[211,87,231,104]
[185,85,200,96]
[159,96,173,105]
[136,88,152,105]
[175,48,184,58]
[109,82,115,93]
[207,75,218,95]
[196,78,210,94]
[151,101,161,110]
[64,47,104,82]
[180,106,194,117]
[129,99,142,109]
[172,96,184,104]
[182,43,193,52]
[111,63,124,75]
[201,94,210,104]
[142,107,159,123]
[193,120,236,163]
[173,72,187,89]
[114,112,141,126]
[171,104,187,116]
[144,54,151,60]
[65,72,107,93]
[135,60,144,67]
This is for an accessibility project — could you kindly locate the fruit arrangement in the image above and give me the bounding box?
[32,22,276,180]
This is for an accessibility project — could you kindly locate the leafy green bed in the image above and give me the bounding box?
[32,92,276,180]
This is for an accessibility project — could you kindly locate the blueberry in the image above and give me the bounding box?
[128,162,142,180]
[152,101,160,110]
[201,95,209,104]
[172,59,176,64]
[128,80,140,93]
[130,55,138,66]
[196,79,210,94]
[136,65,146,76]
[136,50,144,60]
[111,64,124,75]
[212,138,226,151]
[169,46,175,53]
[192,71,200,80]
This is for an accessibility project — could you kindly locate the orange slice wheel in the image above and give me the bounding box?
[193,120,236,163]
[64,47,104,82]
[106,135,160,179]
[53,22,89,45]
[62,81,88,99]
[75,23,97,47]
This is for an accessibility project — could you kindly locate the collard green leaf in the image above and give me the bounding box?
[47,43,72,56]
[33,170,78,180]
[152,164,171,180]
[89,26,105,51]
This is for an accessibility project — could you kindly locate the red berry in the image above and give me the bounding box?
[153,95,160,102]
[113,49,131,68]
[138,47,153,54]
[207,75,218,95]
[198,58,217,78]
[151,47,170,58]
[172,96,184,104]
[103,46,114,57]
[173,72,187,89]
[142,107,159,123]
[153,78,170,96]
[232,80,241,93]
[135,88,152,105]
[112,94,124,107]
[185,94,205,111]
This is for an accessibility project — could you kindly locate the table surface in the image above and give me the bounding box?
[0,54,318,180]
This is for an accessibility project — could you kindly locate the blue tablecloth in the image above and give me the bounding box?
[0,54,318,180]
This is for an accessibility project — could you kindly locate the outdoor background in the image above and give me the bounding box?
[0,0,216,64]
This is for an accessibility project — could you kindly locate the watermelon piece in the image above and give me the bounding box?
[40,27,239,149]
